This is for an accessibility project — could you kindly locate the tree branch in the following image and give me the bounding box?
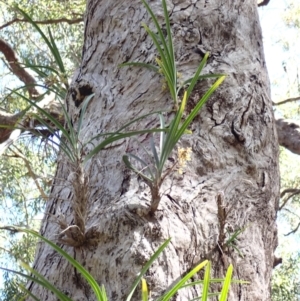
[276,118,300,155]
[280,188,300,198]
[0,95,63,153]
[0,38,41,148]
[0,16,83,31]
[0,38,39,98]
[279,188,300,211]
[273,96,300,106]
[0,110,25,144]
[258,0,271,7]
[6,146,48,199]
[284,222,300,236]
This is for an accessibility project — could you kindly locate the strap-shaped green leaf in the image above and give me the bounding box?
[219,264,233,301]
[0,265,73,301]
[158,260,208,301]
[126,238,171,301]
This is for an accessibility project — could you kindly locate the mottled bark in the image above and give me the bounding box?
[29,1,279,301]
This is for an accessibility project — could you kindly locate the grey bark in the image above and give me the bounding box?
[28,1,279,301]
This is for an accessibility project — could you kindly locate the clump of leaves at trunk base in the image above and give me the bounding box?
[0,227,248,301]
[121,0,225,213]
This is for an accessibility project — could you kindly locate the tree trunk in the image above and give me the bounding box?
[29,1,279,300]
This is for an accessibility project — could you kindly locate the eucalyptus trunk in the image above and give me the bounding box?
[28,0,279,300]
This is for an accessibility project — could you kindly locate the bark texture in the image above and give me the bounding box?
[29,1,279,300]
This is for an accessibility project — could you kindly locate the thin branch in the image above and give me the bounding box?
[284,222,300,236]
[7,146,48,199]
[281,207,300,236]
[282,207,300,219]
[280,188,300,198]
[0,38,39,98]
[273,96,300,106]
[0,38,41,147]
[0,16,83,31]
[279,188,300,211]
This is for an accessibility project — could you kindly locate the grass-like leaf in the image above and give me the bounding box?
[219,264,233,301]
[185,52,209,100]
[9,84,169,166]
[120,0,225,108]
[15,6,66,76]
[123,153,154,183]
[120,0,178,104]
[201,261,211,301]
[158,260,208,301]
[126,238,171,301]
[123,75,225,211]
[10,90,77,161]
[4,227,107,301]
[141,0,175,75]
[47,26,66,76]
[142,278,149,301]
[1,227,246,301]
[18,283,41,301]
[0,265,73,301]
[83,127,167,164]
[176,75,225,141]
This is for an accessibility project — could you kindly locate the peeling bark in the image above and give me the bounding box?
[29,1,279,301]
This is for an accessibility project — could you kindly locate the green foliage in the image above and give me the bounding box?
[123,77,224,212]
[0,0,84,86]
[0,141,54,300]
[0,228,247,301]
[283,1,300,28]
[9,5,69,102]
[122,0,224,212]
[120,0,224,108]
[123,58,224,182]
[0,1,85,298]
[9,0,224,219]
[225,225,249,258]
[272,253,300,301]
[5,10,169,167]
